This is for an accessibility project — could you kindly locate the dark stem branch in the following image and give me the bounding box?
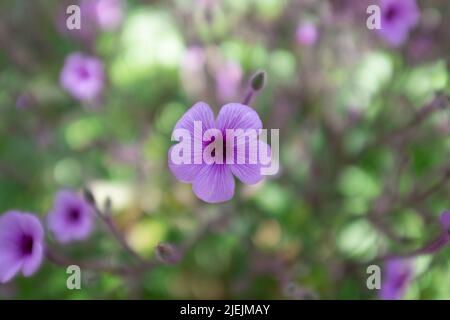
[354,93,449,159]
[92,203,145,264]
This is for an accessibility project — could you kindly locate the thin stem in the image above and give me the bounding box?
[407,166,450,205]
[45,247,131,276]
[92,205,145,264]
[354,93,449,159]
[242,89,254,106]
[374,234,450,263]
[45,203,233,277]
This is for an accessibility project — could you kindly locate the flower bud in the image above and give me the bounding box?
[156,243,182,264]
[251,71,266,92]
[83,188,96,206]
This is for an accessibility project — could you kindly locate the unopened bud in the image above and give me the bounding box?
[251,71,266,91]
[156,243,182,264]
[83,188,96,206]
[104,197,112,212]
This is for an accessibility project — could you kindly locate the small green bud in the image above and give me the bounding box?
[251,71,266,91]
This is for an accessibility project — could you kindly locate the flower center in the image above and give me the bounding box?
[392,271,409,290]
[19,234,34,256]
[67,207,81,223]
[207,134,227,162]
[77,66,90,80]
[385,5,400,22]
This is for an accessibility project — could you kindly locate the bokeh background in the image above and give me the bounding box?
[0,0,449,299]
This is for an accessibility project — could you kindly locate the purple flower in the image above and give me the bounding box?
[180,46,207,97]
[57,0,123,42]
[60,52,105,102]
[47,190,94,243]
[380,259,413,300]
[378,0,420,47]
[56,1,96,43]
[182,46,206,73]
[408,34,433,62]
[295,22,318,46]
[15,92,34,110]
[168,102,270,203]
[0,211,44,283]
[95,0,124,31]
[215,61,243,102]
[440,211,450,236]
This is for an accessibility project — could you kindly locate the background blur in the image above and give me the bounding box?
[0,0,449,299]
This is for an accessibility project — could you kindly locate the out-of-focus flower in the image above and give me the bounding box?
[47,190,94,243]
[15,92,34,110]
[295,22,318,46]
[182,46,206,73]
[440,211,450,235]
[58,0,124,41]
[56,0,95,42]
[110,144,141,165]
[378,0,420,47]
[408,34,433,62]
[168,102,270,203]
[155,243,182,264]
[60,52,105,103]
[379,259,413,300]
[0,211,44,283]
[197,0,216,9]
[180,46,207,97]
[95,0,124,31]
[215,61,242,102]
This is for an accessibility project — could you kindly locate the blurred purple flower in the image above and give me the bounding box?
[95,0,124,31]
[111,144,141,164]
[60,52,105,102]
[168,102,270,203]
[0,211,44,283]
[409,34,433,61]
[378,0,420,47]
[47,190,94,243]
[296,22,318,46]
[57,1,95,43]
[15,92,34,110]
[440,211,450,235]
[57,0,123,41]
[380,259,413,300]
[182,46,206,73]
[197,0,216,9]
[215,61,242,102]
[181,46,207,97]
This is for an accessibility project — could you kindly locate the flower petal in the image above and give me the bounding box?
[0,254,22,284]
[230,141,271,184]
[18,213,44,242]
[169,102,215,183]
[379,259,412,300]
[174,101,215,134]
[192,164,235,203]
[216,103,262,131]
[22,243,43,277]
[0,211,24,245]
[168,145,205,183]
